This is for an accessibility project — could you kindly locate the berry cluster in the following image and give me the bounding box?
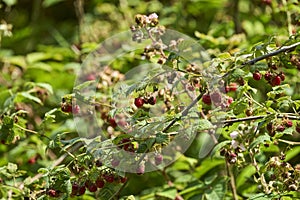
[252,70,285,86]
[202,91,234,109]
[266,119,294,137]
[134,95,157,108]
[60,96,80,114]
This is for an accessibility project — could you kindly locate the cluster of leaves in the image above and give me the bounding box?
[0,0,300,200]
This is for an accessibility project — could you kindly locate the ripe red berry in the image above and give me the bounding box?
[271,76,281,86]
[103,174,114,183]
[120,176,127,183]
[109,118,117,128]
[155,154,163,165]
[78,185,86,196]
[276,125,285,132]
[48,189,59,197]
[253,72,262,81]
[86,74,96,81]
[61,103,72,113]
[148,96,157,105]
[296,125,300,134]
[96,178,105,188]
[264,71,272,81]
[228,82,238,92]
[134,97,144,108]
[279,72,285,81]
[211,92,222,104]
[28,156,36,164]
[202,94,211,105]
[227,97,233,105]
[285,120,293,127]
[71,183,79,195]
[88,183,97,192]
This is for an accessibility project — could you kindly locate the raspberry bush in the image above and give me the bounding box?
[0,0,300,199]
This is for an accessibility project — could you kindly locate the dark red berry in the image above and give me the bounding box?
[61,103,72,113]
[264,71,272,81]
[104,174,114,183]
[271,76,281,86]
[134,97,144,108]
[276,125,285,132]
[155,154,163,165]
[88,183,97,192]
[96,159,102,167]
[187,85,195,91]
[120,176,127,183]
[296,124,300,133]
[78,185,86,196]
[47,189,57,197]
[109,118,117,128]
[86,74,96,81]
[202,94,211,105]
[262,0,271,5]
[96,178,105,188]
[148,96,157,105]
[71,183,79,195]
[253,72,262,81]
[279,72,285,81]
[227,97,233,106]
[285,120,293,127]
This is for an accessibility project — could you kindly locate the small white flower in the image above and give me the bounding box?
[230,131,239,139]
[231,140,239,149]
[148,13,158,20]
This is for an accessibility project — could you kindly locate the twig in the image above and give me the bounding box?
[222,41,300,78]
[226,160,238,200]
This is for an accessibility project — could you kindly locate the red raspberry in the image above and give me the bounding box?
[271,76,281,86]
[88,183,97,192]
[47,189,58,197]
[253,72,262,81]
[78,185,86,195]
[285,120,293,127]
[96,178,105,188]
[202,94,211,105]
[103,174,114,183]
[279,72,285,81]
[264,71,272,81]
[228,82,238,92]
[276,125,285,132]
[73,105,80,114]
[148,96,157,105]
[109,118,117,128]
[120,177,127,183]
[71,183,79,195]
[134,97,144,108]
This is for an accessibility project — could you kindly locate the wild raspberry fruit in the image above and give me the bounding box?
[148,96,157,105]
[296,124,300,133]
[262,0,271,5]
[96,178,105,188]
[264,71,272,81]
[71,183,79,195]
[228,82,238,92]
[134,97,144,108]
[86,74,96,81]
[61,103,72,113]
[78,185,86,196]
[109,118,117,128]
[96,159,102,167]
[253,72,262,81]
[104,174,114,183]
[271,76,281,86]
[227,97,233,106]
[279,72,285,81]
[285,120,293,127]
[202,94,211,105]
[120,177,127,183]
[155,154,163,165]
[28,156,36,164]
[276,125,285,132]
[47,189,58,197]
[88,183,97,192]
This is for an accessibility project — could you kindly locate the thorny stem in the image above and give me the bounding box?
[226,160,238,200]
[249,150,270,194]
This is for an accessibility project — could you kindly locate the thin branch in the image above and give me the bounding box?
[226,160,238,200]
[223,41,300,78]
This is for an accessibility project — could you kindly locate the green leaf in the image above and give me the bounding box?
[155,132,169,144]
[197,119,214,131]
[7,163,18,173]
[36,82,54,94]
[249,134,271,149]
[156,187,177,199]
[16,92,43,105]
[210,140,231,158]
[42,0,65,7]
[236,165,256,189]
